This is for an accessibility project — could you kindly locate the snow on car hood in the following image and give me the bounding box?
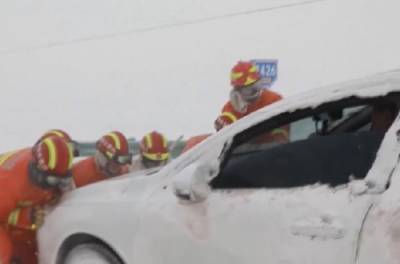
[59,168,164,205]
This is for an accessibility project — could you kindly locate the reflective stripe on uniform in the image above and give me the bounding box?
[271,128,289,139]
[221,112,237,123]
[7,209,21,226]
[0,151,18,166]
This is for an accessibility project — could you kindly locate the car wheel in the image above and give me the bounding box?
[63,243,122,264]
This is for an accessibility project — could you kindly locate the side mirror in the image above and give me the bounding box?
[172,161,219,203]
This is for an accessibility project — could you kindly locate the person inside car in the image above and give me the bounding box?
[370,101,399,132]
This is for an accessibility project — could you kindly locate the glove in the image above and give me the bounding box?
[214,112,238,131]
[7,206,45,231]
[214,116,229,131]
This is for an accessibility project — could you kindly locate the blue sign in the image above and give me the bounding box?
[251,59,278,88]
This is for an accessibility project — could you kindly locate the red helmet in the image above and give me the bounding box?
[230,61,261,88]
[39,129,72,142]
[140,131,169,161]
[96,131,131,164]
[33,136,74,177]
[38,129,79,157]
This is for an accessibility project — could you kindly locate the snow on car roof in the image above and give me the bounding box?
[222,69,400,136]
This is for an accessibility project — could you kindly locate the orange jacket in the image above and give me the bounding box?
[0,226,12,264]
[0,148,59,264]
[0,148,57,230]
[72,157,130,188]
[222,89,282,118]
[222,89,289,142]
[72,157,107,188]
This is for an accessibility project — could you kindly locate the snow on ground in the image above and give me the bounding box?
[0,0,399,151]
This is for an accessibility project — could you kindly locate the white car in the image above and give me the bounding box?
[39,70,400,264]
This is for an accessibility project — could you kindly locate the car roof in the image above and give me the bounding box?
[168,69,400,172]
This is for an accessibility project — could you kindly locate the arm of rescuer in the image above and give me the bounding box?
[0,177,49,231]
[214,111,238,131]
[214,98,243,131]
[215,90,290,143]
[7,206,45,231]
[0,192,45,231]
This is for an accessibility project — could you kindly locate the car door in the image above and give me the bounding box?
[133,98,396,264]
[196,103,394,264]
[201,186,373,264]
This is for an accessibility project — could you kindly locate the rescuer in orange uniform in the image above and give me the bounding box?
[216,61,289,142]
[181,112,238,154]
[72,131,132,188]
[0,136,74,264]
[130,131,170,172]
[181,112,239,153]
[184,61,289,154]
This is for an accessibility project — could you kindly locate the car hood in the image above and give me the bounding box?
[59,168,164,205]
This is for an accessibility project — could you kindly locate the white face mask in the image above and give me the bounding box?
[236,81,263,102]
[29,161,72,190]
[45,175,72,190]
[230,81,263,113]
[94,151,125,177]
[230,90,249,113]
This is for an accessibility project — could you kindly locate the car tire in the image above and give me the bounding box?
[63,243,122,264]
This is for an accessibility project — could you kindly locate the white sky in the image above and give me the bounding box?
[0,0,399,150]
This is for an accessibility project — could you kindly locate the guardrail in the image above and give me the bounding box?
[77,138,187,159]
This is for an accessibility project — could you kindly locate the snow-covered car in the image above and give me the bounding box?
[39,70,400,264]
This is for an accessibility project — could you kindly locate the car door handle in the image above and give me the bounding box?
[291,218,345,240]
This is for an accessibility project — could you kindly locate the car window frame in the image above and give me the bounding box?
[213,92,400,189]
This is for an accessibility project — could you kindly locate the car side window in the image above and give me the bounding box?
[211,97,399,189]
